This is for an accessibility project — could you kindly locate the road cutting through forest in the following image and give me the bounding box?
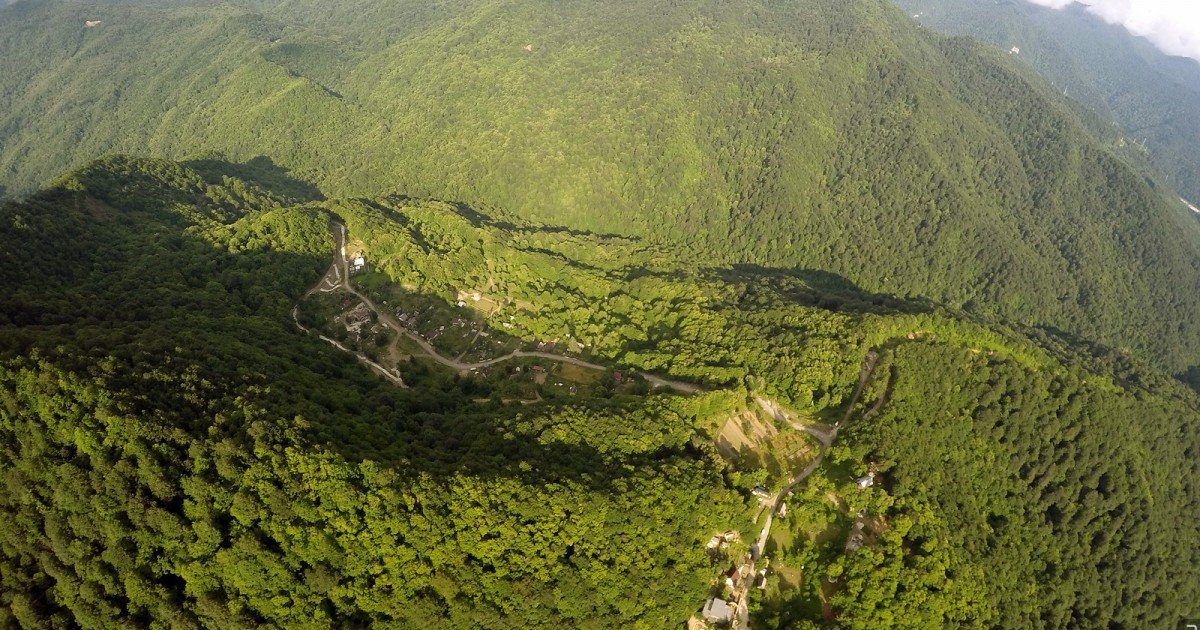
[297,220,904,629]
[294,222,704,395]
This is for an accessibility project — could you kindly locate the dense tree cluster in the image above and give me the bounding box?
[832,342,1200,627]
[0,158,749,627]
[1,0,1199,373]
[0,154,1196,626]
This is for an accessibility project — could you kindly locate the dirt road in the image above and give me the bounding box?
[300,221,703,395]
[750,352,879,558]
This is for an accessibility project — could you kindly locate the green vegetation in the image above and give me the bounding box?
[751,342,1200,628]
[2,0,1200,375]
[898,0,1200,202]
[1,157,1197,627]
[0,157,751,627]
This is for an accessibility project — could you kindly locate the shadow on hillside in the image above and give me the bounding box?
[711,264,935,316]
[184,155,325,202]
[431,196,640,241]
[1024,323,1195,394]
[3,164,696,493]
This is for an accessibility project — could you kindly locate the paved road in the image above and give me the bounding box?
[301,221,704,395]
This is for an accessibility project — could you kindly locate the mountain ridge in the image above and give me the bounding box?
[3,0,1199,376]
[0,155,1197,626]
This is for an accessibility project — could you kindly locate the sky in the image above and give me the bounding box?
[1024,0,1200,62]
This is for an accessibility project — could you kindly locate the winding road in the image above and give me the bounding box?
[296,221,903,630]
[751,351,880,560]
[728,352,883,630]
[295,221,704,395]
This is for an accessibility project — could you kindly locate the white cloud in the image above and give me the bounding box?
[1024,0,1200,62]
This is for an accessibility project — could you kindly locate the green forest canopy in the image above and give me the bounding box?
[1,0,1199,374]
[896,0,1200,203]
[0,156,1196,627]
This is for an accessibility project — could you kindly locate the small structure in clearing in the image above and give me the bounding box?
[845,520,867,553]
[1009,46,1020,55]
[855,472,875,488]
[702,598,734,624]
[340,303,372,337]
[706,530,741,551]
[84,20,102,28]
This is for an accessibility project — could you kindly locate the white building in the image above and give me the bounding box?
[856,473,875,489]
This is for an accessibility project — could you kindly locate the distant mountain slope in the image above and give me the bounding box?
[2,0,1200,374]
[896,0,1200,203]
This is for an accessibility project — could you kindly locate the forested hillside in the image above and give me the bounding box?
[2,0,1200,375]
[897,0,1200,203]
[0,157,1197,627]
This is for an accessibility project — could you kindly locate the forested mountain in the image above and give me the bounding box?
[896,0,1200,203]
[2,0,1200,375]
[0,156,1197,627]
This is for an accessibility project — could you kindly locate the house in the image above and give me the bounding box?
[456,300,467,308]
[856,472,875,488]
[721,530,741,543]
[702,599,734,624]
[725,565,749,591]
[778,502,788,517]
[706,536,723,550]
[1009,46,1020,55]
[84,20,102,28]
[351,256,366,272]
[752,486,772,501]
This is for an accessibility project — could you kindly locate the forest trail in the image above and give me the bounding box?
[298,221,704,395]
